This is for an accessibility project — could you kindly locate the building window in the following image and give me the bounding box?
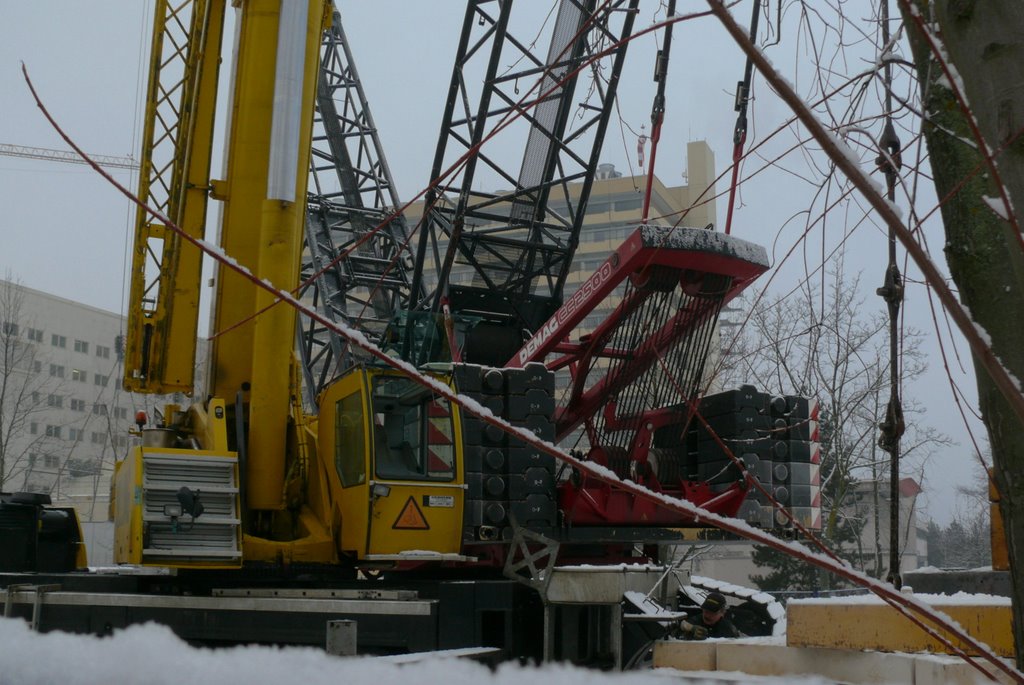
[94,374,109,387]
[45,425,62,439]
[2,321,18,336]
[74,339,89,354]
[49,364,65,378]
[93,403,108,416]
[114,406,128,420]
[23,479,48,493]
[70,398,86,412]
[27,453,37,466]
[32,391,40,404]
[91,432,106,445]
[51,334,66,348]
[47,394,62,408]
[26,328,43,342]
[30,422,38,435]
[114,435,128,447]
[72,368,87,382]
[69,428,83,441]
[33,360,42,373]
[96,344,111,359]
[44,454,60,468]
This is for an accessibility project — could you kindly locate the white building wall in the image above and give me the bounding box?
[0,279,175,526]
[847,480,922,574]
[684,543,762,587]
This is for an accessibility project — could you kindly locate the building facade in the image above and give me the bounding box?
[682,477,925,589]
[0,278,171,527]
[846,476,925,574]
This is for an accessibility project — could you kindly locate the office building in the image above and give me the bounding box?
[0,279,171,525]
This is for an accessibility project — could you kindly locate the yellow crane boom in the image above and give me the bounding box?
[114,0,331,567]
[123,0,226,396]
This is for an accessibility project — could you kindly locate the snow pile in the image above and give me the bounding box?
[557,563,663,572]
[623,590,686,624]
[0,617,840,685]
[790,591,1010,606]
[982,195,1014,222]
[691,576,786,636]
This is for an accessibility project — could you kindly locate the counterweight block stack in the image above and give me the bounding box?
[454,362,558,543]
[766,393,821,530]
[661,385,821,532]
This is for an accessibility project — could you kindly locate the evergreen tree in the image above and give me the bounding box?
[961,510,993,569]
[942,520,970,569]
[750,513,863,591]
[924,520,945,568]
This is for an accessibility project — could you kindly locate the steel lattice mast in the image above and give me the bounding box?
[297,8,419,402]
[0,143,138,169]
[123,0,226,395]
[408,0,639,365]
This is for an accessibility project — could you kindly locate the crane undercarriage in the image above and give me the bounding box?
[0,0,821,669]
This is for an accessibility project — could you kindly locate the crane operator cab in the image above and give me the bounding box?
[371,375,456,482]
[321,367,467,564]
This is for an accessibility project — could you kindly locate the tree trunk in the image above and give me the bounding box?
[902,0,1024,666]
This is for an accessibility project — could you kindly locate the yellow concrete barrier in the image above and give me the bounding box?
[787,595,1013,657]
[651,640,717,671]
[652,639,1018,684]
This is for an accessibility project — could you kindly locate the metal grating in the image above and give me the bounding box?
[143,455,237,488]
[142,490,237,520]
[141,451,240,562]
[144,523,240,559]
[297,7,418,404]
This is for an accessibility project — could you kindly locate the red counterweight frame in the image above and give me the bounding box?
[508,224,770,526]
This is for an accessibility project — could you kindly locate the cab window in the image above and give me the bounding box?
[335,392,366,487]
[371,376,455,481]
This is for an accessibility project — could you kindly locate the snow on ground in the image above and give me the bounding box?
[0,617,837,685]
[791,590,1010,606]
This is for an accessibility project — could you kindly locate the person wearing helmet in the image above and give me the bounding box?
[676,591,744,640]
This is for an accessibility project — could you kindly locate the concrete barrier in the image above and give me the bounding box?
[652,638,1017,684]
[787,595,1012,657]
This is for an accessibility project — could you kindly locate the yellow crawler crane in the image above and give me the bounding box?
[5,1,803,665]
[110,0,775,580]
[115,0,337,568]
[111,0,449,573]
[115,0,480,570]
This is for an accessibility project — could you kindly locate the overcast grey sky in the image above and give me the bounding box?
[0,1,987,526]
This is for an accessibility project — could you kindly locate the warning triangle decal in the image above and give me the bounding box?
[392,496,430,530]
